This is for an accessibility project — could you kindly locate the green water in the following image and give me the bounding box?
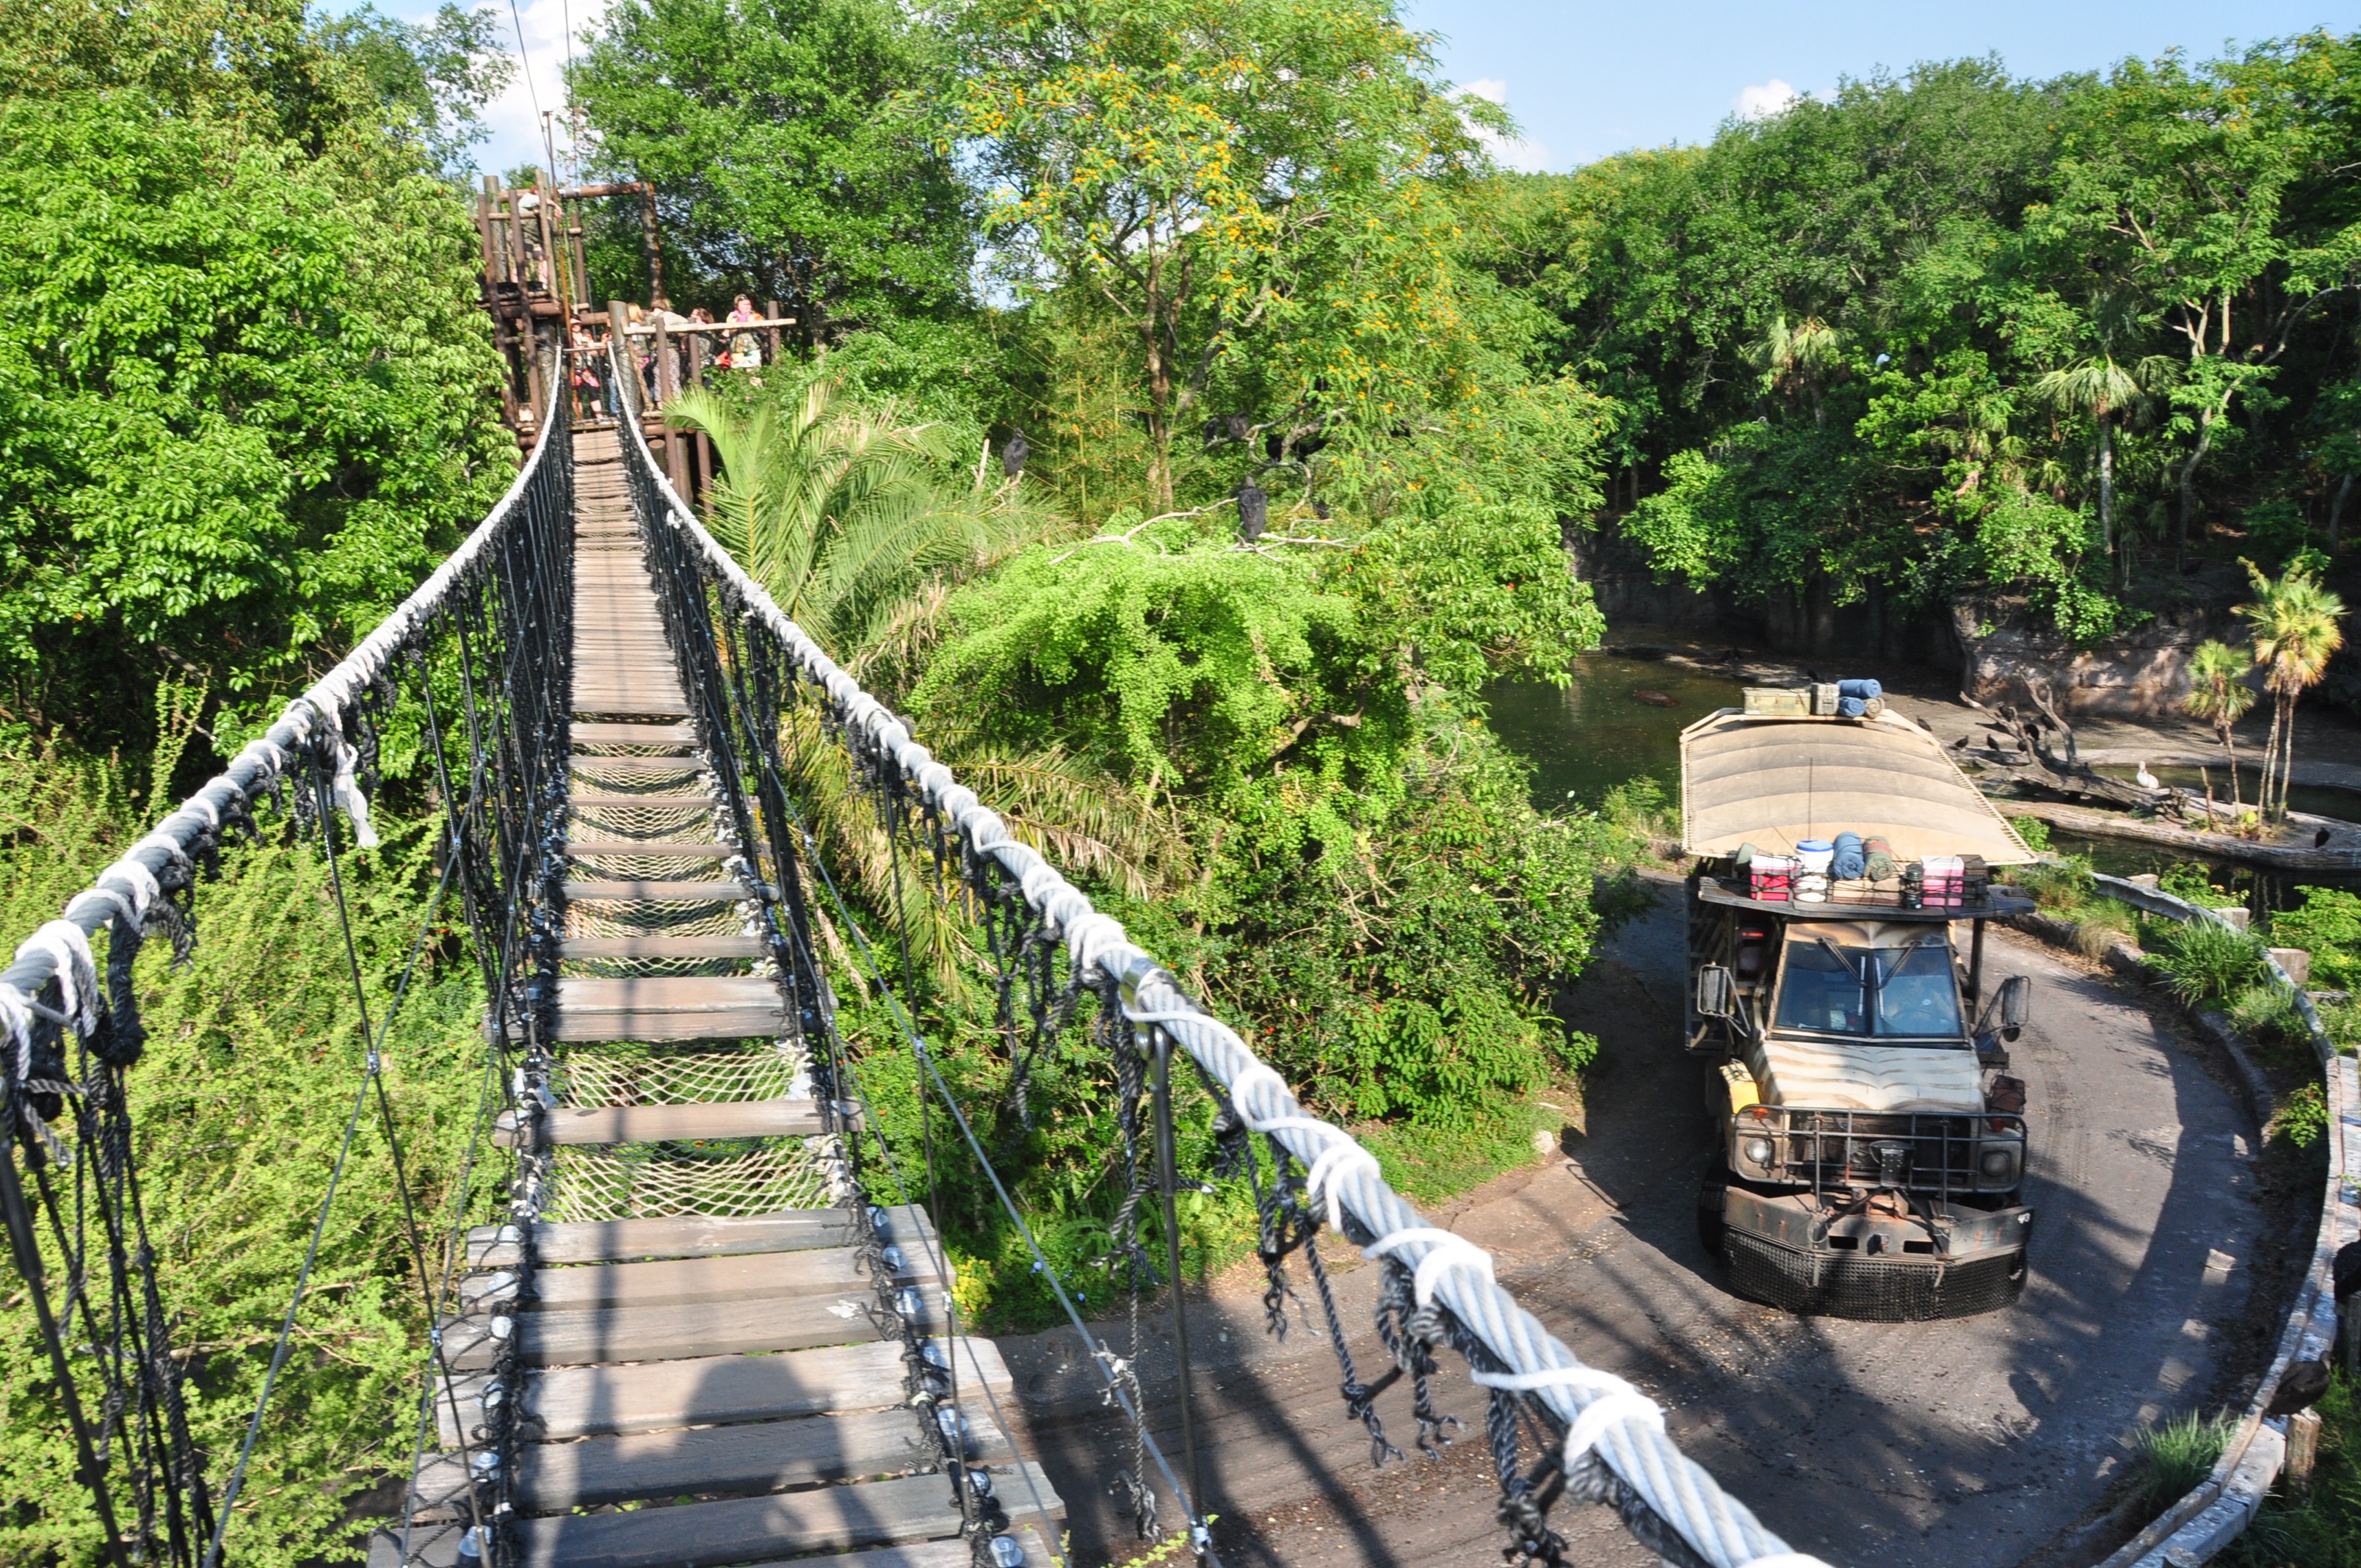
[1483,652,1750,809]
[1484,651,2361,910]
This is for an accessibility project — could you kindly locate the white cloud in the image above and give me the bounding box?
[1734,78,1799,120]
[1457,79,1551,174]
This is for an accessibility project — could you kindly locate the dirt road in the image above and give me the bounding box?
[990,883,2280,1568]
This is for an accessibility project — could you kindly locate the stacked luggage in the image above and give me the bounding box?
[1734,839,1987,910]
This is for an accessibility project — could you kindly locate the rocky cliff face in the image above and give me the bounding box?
[1948,601,2233,716]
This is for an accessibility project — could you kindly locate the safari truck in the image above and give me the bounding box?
[1681,691,2041,1321]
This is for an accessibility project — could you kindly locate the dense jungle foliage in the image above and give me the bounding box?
[1479,38,2361,646]
[10,0,2361,1558]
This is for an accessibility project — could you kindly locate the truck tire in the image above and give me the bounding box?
[1697,1172,1728,1252]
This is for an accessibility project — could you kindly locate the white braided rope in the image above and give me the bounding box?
[0,397,565,1016]
[616,392,1831,1568]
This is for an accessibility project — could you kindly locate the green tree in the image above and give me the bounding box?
[952,0,1489,506]
[2183,638,2258,819]
[570,0,973,333]
[0,65,512,751]
[2033,344,2175,589]
[2027,37,2361,563]
[2239,559,2349,821]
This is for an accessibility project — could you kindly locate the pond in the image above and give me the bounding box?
[1484,646,2361,912]
[1482,650,1745,810]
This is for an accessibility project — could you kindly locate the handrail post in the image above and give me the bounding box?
[1147,1023,1215,1562]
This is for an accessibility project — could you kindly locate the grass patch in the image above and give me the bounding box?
[2148,919,2272,1007]
[2007,854,2100,915]
[2132,1409,2237,1514]
[2316,1000,2361,1056]
[2230,982,2310,1050]
[2226,1369,2361,1568]
[1363,1095,1561,1208]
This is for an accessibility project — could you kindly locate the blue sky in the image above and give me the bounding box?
[437,0,2345,180]
[1407,0,2346,173]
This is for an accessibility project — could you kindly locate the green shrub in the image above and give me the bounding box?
[2230,982,2309,1050]
[2012,854,2097,914]
[2318,1000,2361,1056]
[2147,918,2271,1007]
[2158,862,2242,908]
[2277,1081,2331,1150]
[2009,815,2051,853]
[2131,1410,2235,1514]
[2268,886,2361,992]
[2226,1368,2361,1568]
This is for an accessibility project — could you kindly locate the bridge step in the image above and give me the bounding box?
[557,934,768,963]
[569,753,708,774]
[438,1332,996,1445]
[438,1288,949,1369]
[515,1467,1057,1568]
[410,1406,1016,1516]
[465,1205,934,1268]
[572,721,697,749]
[376,1514,1054,1568]
[454,1243,936,1316]
[561,878,759,902]
[548,974,788,1041]
[565,839,735,858]
[493,1095,824,1146]
[567,791,709,810]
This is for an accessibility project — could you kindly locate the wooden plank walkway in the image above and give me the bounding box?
[374,428,1059,1568]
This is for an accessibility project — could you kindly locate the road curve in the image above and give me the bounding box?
[990,879,2276,1568]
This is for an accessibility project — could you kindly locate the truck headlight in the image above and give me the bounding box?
[1742,1137,1775,1169]
[1980,1146,2019,1181]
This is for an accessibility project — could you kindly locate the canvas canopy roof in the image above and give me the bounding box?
[1680,709,2037,865]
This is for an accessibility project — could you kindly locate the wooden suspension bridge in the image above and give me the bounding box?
[371,426,1061,1568]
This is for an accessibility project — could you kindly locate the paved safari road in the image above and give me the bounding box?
[989,882,2282,1568]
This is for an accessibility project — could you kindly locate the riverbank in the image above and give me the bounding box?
[1487,628,2361,887]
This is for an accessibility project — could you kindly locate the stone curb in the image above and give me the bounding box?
[2009,872,2355,1568]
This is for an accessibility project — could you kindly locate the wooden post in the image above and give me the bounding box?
[688,335,711,502]
[765,300,782,368]
[653,316,689,496]
[2288,1408,2322,1495]
[510,186,532,297]
[534,175,560,300]
[526,334,546,435]
[639,185,663,307]
[609,300,634,425]
[482,175,506,284]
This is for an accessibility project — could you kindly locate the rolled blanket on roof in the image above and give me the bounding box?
[1831,831,1865,879]
[1837,678,1882,700]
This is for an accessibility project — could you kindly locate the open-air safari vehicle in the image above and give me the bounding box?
[1681,692,2041,1320]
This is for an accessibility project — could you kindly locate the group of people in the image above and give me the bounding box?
[566,294,769,419]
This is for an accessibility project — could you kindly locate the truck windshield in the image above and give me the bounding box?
[1774,940,1963,1040]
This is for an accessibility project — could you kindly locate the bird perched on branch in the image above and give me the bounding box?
[2134,761,2160,791]
[1236,480,1267,543]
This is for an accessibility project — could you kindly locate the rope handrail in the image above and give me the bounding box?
[614,382,1827,1568]
[0,402,567,1006]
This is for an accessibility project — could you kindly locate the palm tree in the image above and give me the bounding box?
[664,374,1042,659]
[1749,314,1843,428]
[2238,561,2349,823]
[2034,352,2173,590]
[2183,639,2257,825]
[666,370,1186,985]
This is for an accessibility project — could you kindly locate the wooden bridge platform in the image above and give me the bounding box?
[374,428,1059,1568]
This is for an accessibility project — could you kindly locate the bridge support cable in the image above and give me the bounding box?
[609,345,1832,1568]
[0,382,576,1567]
[615,382,1046,1568]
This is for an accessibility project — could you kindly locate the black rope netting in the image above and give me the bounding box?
[0,391,576,1568]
